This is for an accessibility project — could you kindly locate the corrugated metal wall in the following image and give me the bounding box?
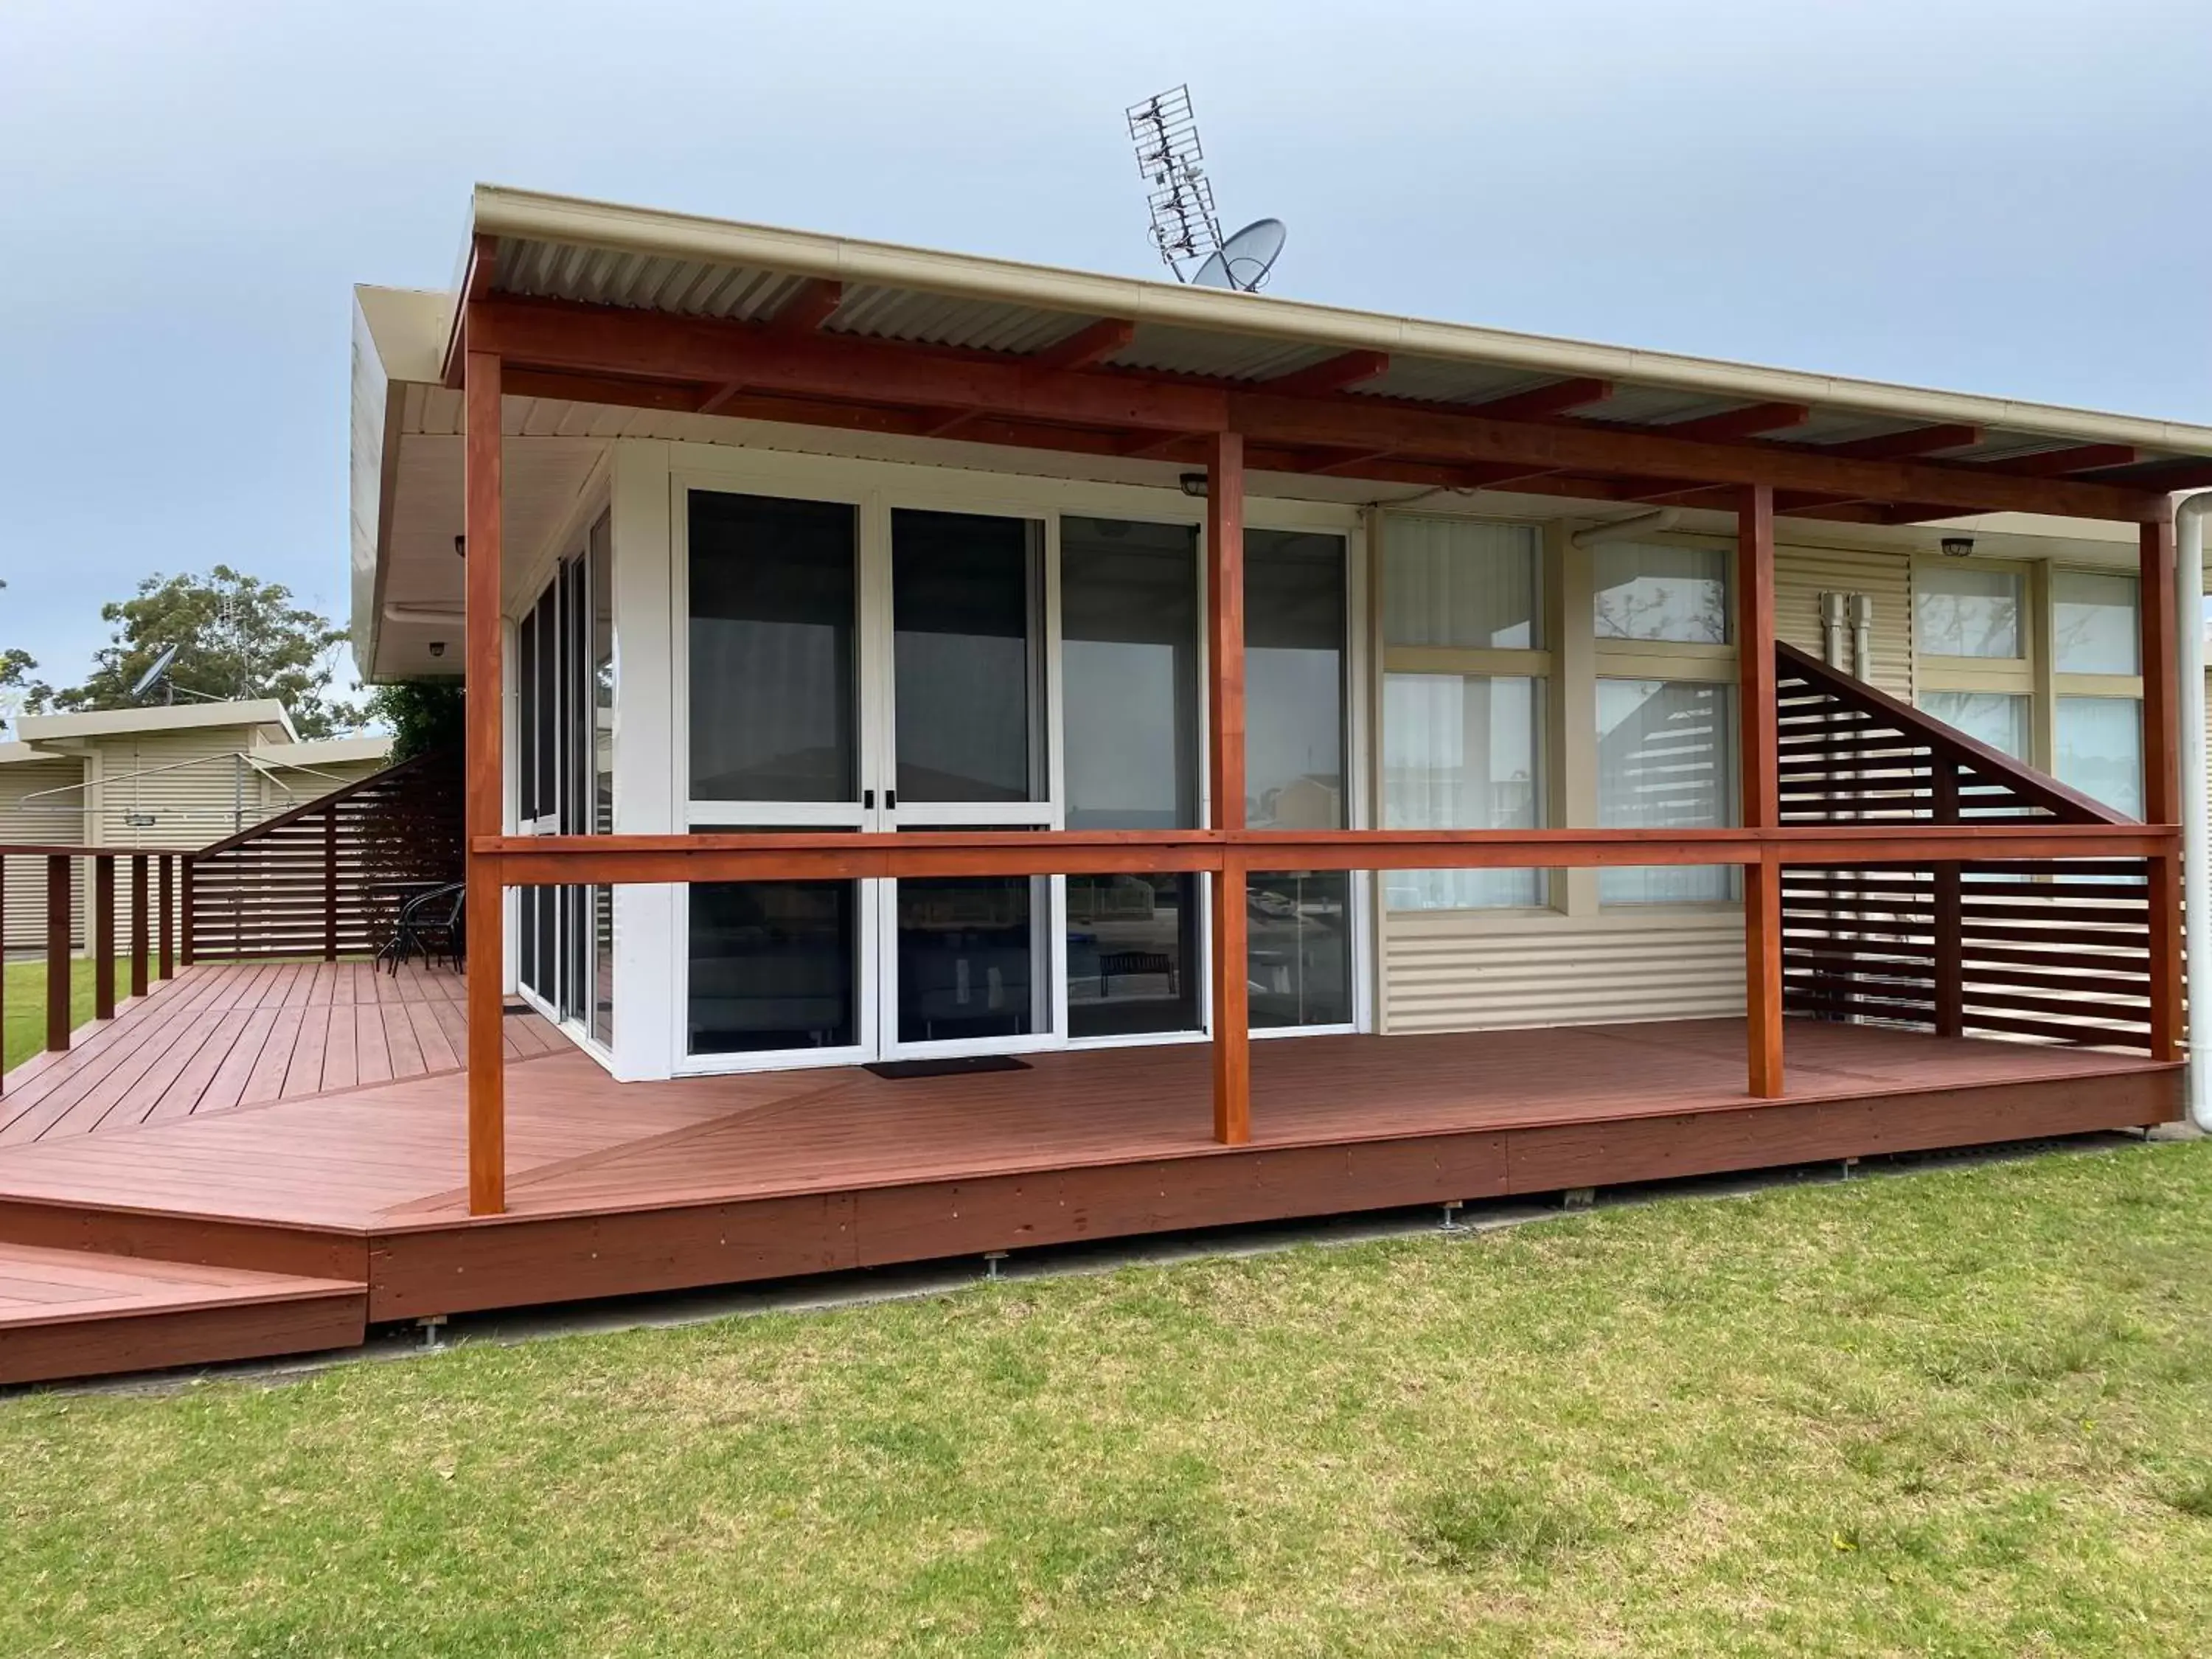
[1773,540,1913,698]
[1374,543,1912,1036]
[1,759,87,952]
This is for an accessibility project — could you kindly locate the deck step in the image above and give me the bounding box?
[0,1242,365,1385]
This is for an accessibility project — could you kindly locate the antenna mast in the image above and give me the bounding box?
[1127,86,1222,282]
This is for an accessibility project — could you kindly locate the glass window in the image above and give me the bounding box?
[895,874,1048,1043]
[1383,518,1542,648]
[1593,542,1728,644]
[2056,696,2143,819]
[688,880,858,1054]
[1061,518,1199,830]
[588,514,614,1048]
[891,509,1046,804]
[1916,563,2023,659]
[1248,530,1352,1029]
[688,492,858,803]
[1383,673,1545,910]
[1596,679,1736,904]
[2052,570,2140,675]
[1062,516,1203,1040]
[1916,689,2030,760]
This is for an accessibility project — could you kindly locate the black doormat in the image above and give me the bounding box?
[863,1055,1034,1080]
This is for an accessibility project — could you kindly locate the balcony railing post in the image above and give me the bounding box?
[1739,484,1784,1098]
[2139,516,2183,1062]
[464,343,508,1214]
[1931,764,1963,1037]
[45,855,70,1053]
[323,806,339,961]
[129,855,149,1001]
[179,856,195,967]
[93,855,116,1022]
[158,854,174,980]
[1205,428,1251,1146]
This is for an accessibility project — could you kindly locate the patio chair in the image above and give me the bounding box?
[379,881,466,976]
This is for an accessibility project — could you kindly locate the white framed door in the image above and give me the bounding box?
[869,504,1064,1060]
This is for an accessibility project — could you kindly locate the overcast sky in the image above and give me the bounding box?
[3,0,2209,700]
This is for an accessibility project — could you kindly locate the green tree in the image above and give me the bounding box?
[364,678,464,762]
[54,566,361,738]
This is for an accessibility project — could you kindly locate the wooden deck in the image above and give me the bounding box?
[0,964,2181,1384]
[0,961,563,1147]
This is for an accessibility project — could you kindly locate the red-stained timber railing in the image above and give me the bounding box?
[0,844,181,1089]
[1772,641,2168,1055]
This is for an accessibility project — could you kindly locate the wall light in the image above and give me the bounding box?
[1178,473,1208,498]
[1940,535,1975,559]
[453,534,467,559]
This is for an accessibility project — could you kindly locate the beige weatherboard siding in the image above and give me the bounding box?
[2,707,391,956]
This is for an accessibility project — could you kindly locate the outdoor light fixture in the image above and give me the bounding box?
[1179,473,1208,498]
[453,534,467,559]
[1940,535,1976,558]
[428,641,446,659]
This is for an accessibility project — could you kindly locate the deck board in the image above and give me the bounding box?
[0,961,563,1147]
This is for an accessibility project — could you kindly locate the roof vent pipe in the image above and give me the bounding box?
[1570,508,1679,549]
[2176,492,2211,1129]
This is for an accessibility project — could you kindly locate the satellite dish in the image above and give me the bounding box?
[1190,218,1287,293]
[130,642,181,702]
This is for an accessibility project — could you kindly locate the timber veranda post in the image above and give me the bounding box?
[464,346,507,1215]
[2139,514,2184,1062]
[1206,429,1251,1145]
[1737,483,1785,1098]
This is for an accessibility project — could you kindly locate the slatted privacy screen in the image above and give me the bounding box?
[185,754,461,961]
[1775,644,2108,828]
[1780,860,2156,1051]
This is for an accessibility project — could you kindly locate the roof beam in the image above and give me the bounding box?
[465,299,2165,521]
[1465,376,1613,421]
[1262,349,1391,397]
[1032,318,1136,370]
[1817,423,1981,460]
[2112,459,2212,492]
[439,234,500,389]
[766,279,844,335]
[1655,402,1812,442]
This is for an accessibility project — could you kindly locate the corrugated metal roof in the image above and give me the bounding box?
[467,184,2212,470]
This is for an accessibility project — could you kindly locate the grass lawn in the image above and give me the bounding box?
[4,1141,2210,1656]
[1,957,136,1073]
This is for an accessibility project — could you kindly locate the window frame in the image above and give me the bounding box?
[1376,511,1554,915]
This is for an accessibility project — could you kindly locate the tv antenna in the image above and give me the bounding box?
[1126,85,1286,292]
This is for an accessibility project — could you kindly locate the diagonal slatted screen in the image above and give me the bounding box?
[1773,644,2153,1052]
[186,753,461,962]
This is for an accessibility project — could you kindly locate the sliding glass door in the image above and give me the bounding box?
[677,480,1358,1072]
[516,511,614,1043]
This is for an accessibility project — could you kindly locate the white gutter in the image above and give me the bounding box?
[2177,492,2212,1128]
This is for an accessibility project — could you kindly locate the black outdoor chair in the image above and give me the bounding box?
[378,881,466,976]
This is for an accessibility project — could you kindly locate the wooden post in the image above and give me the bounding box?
[2140,515,2183,1062]
[1206,428,1251,1146]
[93,855,115,1023]
[179,857,195,967]
[45,855,70,1053]
[465,344,507,1214]
[323,807,339,961]
[1930,763,1964,1038]
[158,854,174,981]
[1739,483,1784,1097]
[129,855,149,1001]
